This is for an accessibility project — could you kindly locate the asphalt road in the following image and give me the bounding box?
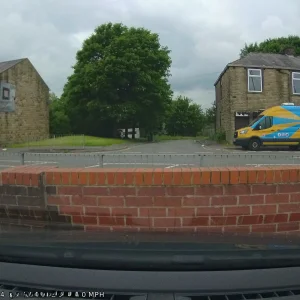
[0,140,299,170]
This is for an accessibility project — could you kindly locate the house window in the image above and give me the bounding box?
[248,69,262,92]
[292,72,300,95]
[2,87,10,100]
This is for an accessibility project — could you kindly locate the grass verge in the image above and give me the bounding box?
[9,135,127,148]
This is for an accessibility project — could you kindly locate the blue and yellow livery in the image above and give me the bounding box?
[233,103,300,151]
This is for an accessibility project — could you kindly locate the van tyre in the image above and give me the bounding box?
[248,138,261,151]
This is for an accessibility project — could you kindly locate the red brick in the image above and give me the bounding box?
[219,168,230,184]
[109,187,136,196]
[265,194,290,204]
[126,217,152,227]
[282,170,290,182]
[238,215,263,225]
[58,186,82,195]
[45,172,54,185]
[239,195,264,205]
[239,170,248,184]
[72,216,97,225]
[211,216,237,226]
[191,169,201,185]
[274,170,282,183]
[256,170,266,183]
[115,171,125,185]
[172,168,182,185]
[48,196,70,205]
[16,173,23,185]
[278,203,300,213]
[277,222,300,232]
[78,171,89,185]
[290,194,300,202]
[182,217,209,226]
[98,216,125,226]
[289,169,299,183]
[163,169,173,185]
[135,171,144,186]
[278,184,300,194]
[225,206,250,216]
[70,170,80,185]
[252,224,276,233]
[124,169,135,185]
[138,187,165,197]
[23,173,30,186]
[201,170,211,184]
[181,169,192,185]
[265,170,275,183]
[168,208,195,217]
[125,197,153,207]
[139,208,166,217]
[182,196,210,207]
[166,187,194,196]
[252,185,277,194]
[210,168,221,184]
[143,169,154,185]
[98,197,124,207]
[264,214,288,223]
[111,208,138,217]
[224,185,250,195]
[153,217,181,227]
[153,196,182,207]
[61,171,70,185]
[211,196,237,206]
[83,187,109,196]
[31,174,39,187]
[85,207,110,216]
[247,170,257,184]
[97,172,106,185]
[252,205,277,214]
[229,168,239,184]
[290,213,300,222]
[72,195,97,206]
[52,172,61,185]
[196,207,223,216]
[106,170,116,185]
[59,206,84,216]
[195,186,223,196]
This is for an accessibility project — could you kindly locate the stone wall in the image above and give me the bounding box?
[0,59,49,145]
[1,166,299,234]
[216,66,300,142]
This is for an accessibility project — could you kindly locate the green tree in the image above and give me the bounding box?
[240,35,300,57]
[166,96,205,136]
[61,22,173,140]
[49,92,71,135]
[205,101,216,124]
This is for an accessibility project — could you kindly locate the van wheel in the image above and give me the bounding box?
[289,145,299,151]
[248,138,261,151]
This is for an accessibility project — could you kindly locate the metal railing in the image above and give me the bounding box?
[0,152,299,169]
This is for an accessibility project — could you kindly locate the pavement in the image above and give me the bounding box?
[0,140,299,170]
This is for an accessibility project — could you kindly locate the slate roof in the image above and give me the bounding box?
[0,58,25,73]
[214,53,300,86]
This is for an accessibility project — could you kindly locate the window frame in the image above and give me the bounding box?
[247,68,263,93]
[292,72,300,95]
[2,87,10,100]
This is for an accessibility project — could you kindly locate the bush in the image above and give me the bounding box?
[209,130,226,143]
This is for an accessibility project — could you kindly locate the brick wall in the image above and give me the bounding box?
[1,166,300,234]
[0,59,49,144]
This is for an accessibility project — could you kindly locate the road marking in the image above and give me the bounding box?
[195,152,214,154]
[165,164,179,169]
[0,164,15,167]
[84,164,100,168]
[246,164,297,167]
[159,152,176,154]
[123,152,141,154]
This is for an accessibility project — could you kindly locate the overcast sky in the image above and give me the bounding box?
[1,0,299,109]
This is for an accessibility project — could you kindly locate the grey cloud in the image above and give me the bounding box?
[0,0,299,109]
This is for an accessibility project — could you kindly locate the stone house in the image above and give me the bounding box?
[214,52,300,142]
[0,58,49,145]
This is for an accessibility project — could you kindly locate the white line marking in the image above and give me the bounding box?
[165,164,179,169]
[159,152,176,154]
[195,152,214,154]
[84,164,100,168]
[246,164,297,166]
[0,165,15,167]
[123,152,141,154]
